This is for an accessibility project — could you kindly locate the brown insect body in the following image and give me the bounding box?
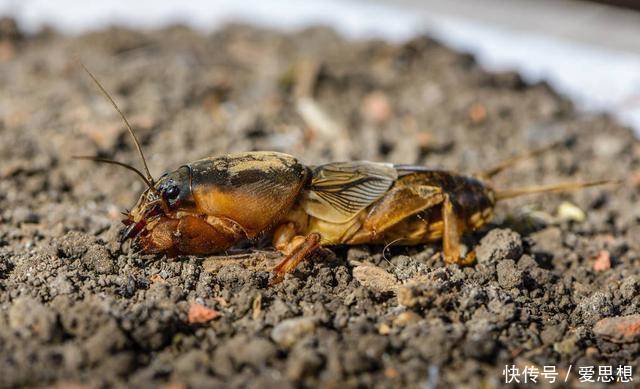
[123,152,500,270]
[78,65,613,282]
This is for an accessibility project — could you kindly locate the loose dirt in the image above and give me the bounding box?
[1,20,639,388]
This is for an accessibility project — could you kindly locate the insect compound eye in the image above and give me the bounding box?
[164,185,180,200]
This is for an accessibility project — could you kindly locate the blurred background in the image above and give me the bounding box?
[2,0,640,137]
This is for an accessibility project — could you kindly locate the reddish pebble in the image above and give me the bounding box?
[187,303,221,324]
[149,274,166,284]
[593,250,611,272]
[593,314,640,343]
[384,367,399,378]
[362,91,391,124]
[469,103,487,124]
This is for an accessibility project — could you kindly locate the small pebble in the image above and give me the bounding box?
[557,201,586,223]
[593,135,625,157]
[51,274,75,295]
[592,250,611,272]
[530,227,563,255]
[378,323,391,335]
[585,346,599,358]
[593,314,640,343]
[252,294,262,320]
[187,303,221,324]
[468,102,487,124]
[271,317,317,348]
[361,91,391,124]
[148,274,167,284]
[384,367,400,378]
[392,311,421,327]
[540,323,566,344]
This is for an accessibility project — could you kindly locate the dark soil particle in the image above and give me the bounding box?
[0,20,639,388]
[476,229,524,264]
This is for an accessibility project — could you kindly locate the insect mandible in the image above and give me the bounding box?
[76,66,613,284]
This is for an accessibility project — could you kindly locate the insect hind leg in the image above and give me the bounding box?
[442,195,476,266]
[347,185,444,244]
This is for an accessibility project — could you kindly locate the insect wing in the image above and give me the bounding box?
[303,161,398,223]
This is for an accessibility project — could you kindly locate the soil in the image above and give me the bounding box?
[1,19,639,388]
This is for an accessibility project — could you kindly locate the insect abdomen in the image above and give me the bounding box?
[447,175,496,230]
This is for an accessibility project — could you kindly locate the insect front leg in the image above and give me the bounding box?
[137,217,180,254]
[174,215,244,255]
[442,195,476,266]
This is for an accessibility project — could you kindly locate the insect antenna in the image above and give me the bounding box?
[495,179,619,201]
[477,139,568,180]
[73,156,153,188]
[79,62,155,186]
[382,237,404,268]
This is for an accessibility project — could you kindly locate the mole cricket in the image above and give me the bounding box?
[76,65,614,283]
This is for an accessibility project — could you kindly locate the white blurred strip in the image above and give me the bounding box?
[1,0,639,136]
[420,13,640,136]
[0,0,424,41]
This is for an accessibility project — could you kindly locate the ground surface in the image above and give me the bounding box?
[1,20,639,388]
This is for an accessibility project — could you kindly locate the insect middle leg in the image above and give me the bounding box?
[271,231,321,285]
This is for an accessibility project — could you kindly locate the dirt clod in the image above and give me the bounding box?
[476,228,523,264]
[496,259,523,289]
[576,291,616,326]
[84,245,115,274]
[352,263,399,293]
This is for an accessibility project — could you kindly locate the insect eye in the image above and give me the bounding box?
[165,186,180,200]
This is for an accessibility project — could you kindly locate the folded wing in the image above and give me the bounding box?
[302,161,398,223]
